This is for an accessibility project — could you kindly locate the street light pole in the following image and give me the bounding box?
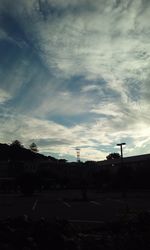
[116,143,126,158]
[116,142,127,198]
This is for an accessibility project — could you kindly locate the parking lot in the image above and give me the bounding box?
[1,189,150,222]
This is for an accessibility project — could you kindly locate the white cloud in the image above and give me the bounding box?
[29,0,150,81]
[0,89,11,103]
[91,102,122,117]
[0,104,150,161]
[32,90,93,116]
[81,84,101,93]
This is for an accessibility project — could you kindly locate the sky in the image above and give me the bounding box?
[0,0,150,162]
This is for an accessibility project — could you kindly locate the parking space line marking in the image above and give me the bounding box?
[32,199,38,210]
[63,201,71,207]
[90,201,101,206]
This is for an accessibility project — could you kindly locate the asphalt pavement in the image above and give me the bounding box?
[0,190,150,221]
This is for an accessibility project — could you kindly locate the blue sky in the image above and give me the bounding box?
[0,0,150,161]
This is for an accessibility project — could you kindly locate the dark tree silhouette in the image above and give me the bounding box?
[10,140,24,148]
[106,152,121,160]
[29,142,38,153]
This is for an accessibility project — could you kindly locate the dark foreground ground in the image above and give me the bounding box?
[1,189,150,249]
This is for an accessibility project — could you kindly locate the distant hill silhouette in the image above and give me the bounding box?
[0,143,57,162]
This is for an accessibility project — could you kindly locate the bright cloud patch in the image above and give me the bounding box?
[0,89,11,103]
